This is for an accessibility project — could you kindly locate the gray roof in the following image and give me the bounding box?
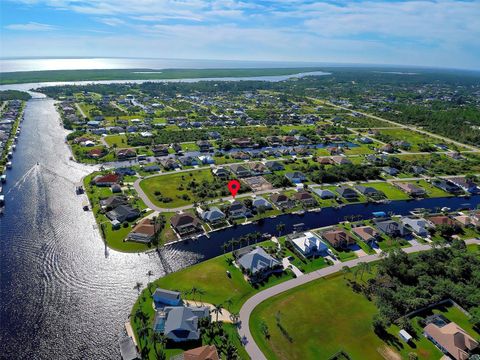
[153,288,181,302]
[203,207,226,222]
[119,337,140,360]
[237,247,280,274]
[163,306,209,341]
[312,188,336,198]
[252,197,272,209]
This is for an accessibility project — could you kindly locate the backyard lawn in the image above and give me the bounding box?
[250,273,387,360]
[104,134,128,148]
[359,182,410,200]
[139,169,216,208]
[130,249,294,359]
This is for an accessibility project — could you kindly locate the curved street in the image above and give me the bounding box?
[237,239,480,360]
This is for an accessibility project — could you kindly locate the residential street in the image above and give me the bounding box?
[237,239,480,360]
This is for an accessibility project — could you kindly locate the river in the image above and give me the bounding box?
[0,79,479,359]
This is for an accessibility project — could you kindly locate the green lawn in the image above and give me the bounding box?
[359,182,410,200]
[104,134,128,148]
[130,250,294,359]
[250,273,387,360]
[139,169,215,208]
[83,172,177,252]
[405,179,453,198]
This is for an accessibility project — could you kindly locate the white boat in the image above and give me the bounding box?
[441,207,451,212]
[0,195,4,205]
[6,162,12,169]
[11,144,16,151]
[0,175,6,183]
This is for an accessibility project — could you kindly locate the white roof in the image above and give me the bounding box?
[399,329,412,341]
[291,231,327,255]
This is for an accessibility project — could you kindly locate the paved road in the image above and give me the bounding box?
[316,98,480,153]
[237,239,480,360]
[132,170,480,213]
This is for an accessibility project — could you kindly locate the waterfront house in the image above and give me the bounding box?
[352,226,380,245]
[448,177,480,194]
[153,288,182,307]
[235,247,281,282]
[252,196,273,210]
[270,193,291,208]
[106,205,140,223]
[93,173,121,187]
[374,219,411,238]
[100,195,128,210]
[400,217,431,237]
[394,182,426,197]
[228,201,249,218]
[154,306,210,342]
[128,218,160,243]
[293,191,317,206]
[424,321,478,360]
[431,179,463,194]
[312,188,336,199]
[354,185,385,199]
[200,207,226,224]
[321,228,356,248]
[336,186,358,200]
[428,215,455,227]
[287,231,328,257]
[170,213,202,235]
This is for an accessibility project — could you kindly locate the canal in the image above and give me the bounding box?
[0,81,478,359]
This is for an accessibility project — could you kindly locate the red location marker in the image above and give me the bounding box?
[228,180,241,198]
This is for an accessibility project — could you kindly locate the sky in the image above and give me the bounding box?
[1,0,480,70]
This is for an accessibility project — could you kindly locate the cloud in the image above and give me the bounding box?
[5,22,57,31]
[97,17,125,27]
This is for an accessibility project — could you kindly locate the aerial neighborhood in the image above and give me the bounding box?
[37,74,480,360]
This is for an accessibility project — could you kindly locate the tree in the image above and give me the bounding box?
[341,265,351,279]
[134,281,143,294]
[260,320,270,339]
[146,270,153,282]
[212,303,223,322]
[276,223,286,236]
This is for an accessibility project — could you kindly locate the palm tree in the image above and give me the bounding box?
[189,286,199,301]
[341,265,351,279]
[146,270,153,282]
[221,243,229,254]
[138,326,150,348]
[212,303,223,322]
[357,262,371,281]
[133,281,143,294]
[152,332,167,355]
[224,298,234,311]
[276,222,285,236]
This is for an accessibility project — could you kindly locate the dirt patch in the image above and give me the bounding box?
[377,345,402,360]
